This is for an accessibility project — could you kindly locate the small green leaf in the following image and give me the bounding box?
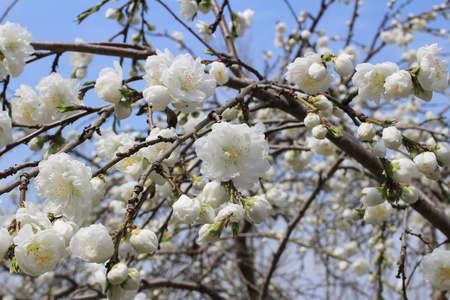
[232,222,239,237]
[119,88,131,96]
[355,208,365,219]
[10,257,20,275]
[56,105,78,113]
[329,126,343,138]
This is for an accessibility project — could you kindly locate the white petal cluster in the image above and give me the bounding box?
[35,153,94,223]
[130,229,158,254]
[285,51,333,94]
[0,228,12,262]
[243,196,271,224]
[0,22,34,78]
[70,38,94,79]
[12,73,81,125]
[422,248,450,291]
[214,203,245,223]
[209,62,229,85]
[194,122,270,190]
[417,44,449,93]
[231,9,254,37]
[383,70,413,99]
[107,262,129,285]
[13,224,66,276]
[363,201,392,226]
[0,109,12,148]
[382,126,403,150]
[95,129,135,159]
[143,49,216,113]
[361,187,383,207]
[69,223,114,263]
[353,62,398,104]
[13,202,52,231]
[390,158,417,184]
[172,195,201,224]
[196,21,215,43]
[351,258,370,276]
[95,61,123,104]
[435,142,450,166]
[178,0,198,21]
[357,123,376,141]
[413,151,438,175]
[333,54,354,77]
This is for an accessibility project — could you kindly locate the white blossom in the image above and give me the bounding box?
[209,62,229,85]
[172,195,201,224]
[422,248,450,291]
[13,202,52,232]
[144,48,174,86]
[357,123,376,141]
[304,113,321,130]
[353,62,398,104]
[11,84,45,125]
[285,51,333,94]
[69,223,114,263]
[384,70,413,98]
[130,229,158,254]
[36,73,81,122]
[142,85,172,111]
[194,122,270,190]
[95,61,123,104]
[417,44,449,93]
[231,9,254,37]
[0,110,12,149]
[0,22,34,77]
[435,142,450,166]
[95,129,134,159]
[312,125,328,140]
[35,153,93,223]
[0,228,12,262]
[371,140,386,158]
[351,258,370,276]
[196,21,215,43]
[197,223,220,244]
[13,224,66,277]
[52,219,79,247]
[390,158,417,184]
[161,53,216,113]
[107,262,129,285]
[309,138,336,156]
[413,151,438,175]
[201,181,228,208]
[361,187,384,207]
[214,203,245,223]
[401,186,418,204]
[178,0,198,21]
[243,196,271,224]
[382,126,403,150]
[123,268,140,290]
[333,54,354,77]
[364,201,392,226]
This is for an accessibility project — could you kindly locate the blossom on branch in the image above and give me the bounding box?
[194,122,270,190]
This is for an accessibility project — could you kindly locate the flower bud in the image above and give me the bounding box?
[0,228,12,262]
[209,62,229,85]
[382,126,403,149]
[130,229,158,254]
[311,95,332,111]
[361,187,384,207]
[351,258,370,276]
[357,123,376,141]
[304,113,321,130]
[364,201,392,226]
[107,262,129,285]
[333,54,354,77]
[29,137,44,151]
[199,0,213,14]
[222,107,238,121]
[243,196,271,224]
[122,268,140,290]
[172,195,201,224]
[197,223,222,244]
[143,85,172,112]
[413,151,438,175]
[308,63,328,81]
[371,141,386,158]
[105,8,118,19]
[312,125,328,140]
[401,186,418,204]
[196,204,215,224]
[435,142,450,166]
[114,101,132,120]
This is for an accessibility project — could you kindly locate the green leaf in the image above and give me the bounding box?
[355,208,365,219]
[10,257,21,275]
[104,278,112,296]
[329,126,343,138]
[56,105,78,113]
[119,88,131,96]
[232,222,239,237]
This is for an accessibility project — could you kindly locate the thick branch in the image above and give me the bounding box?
[141,279,227,300]
[30,41,155,60]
